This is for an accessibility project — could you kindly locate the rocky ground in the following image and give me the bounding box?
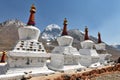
[30,64,120,80]
[91,71,120,80]
[30,71,120,80]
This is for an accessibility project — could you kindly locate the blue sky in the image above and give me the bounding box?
[0,0,120,44]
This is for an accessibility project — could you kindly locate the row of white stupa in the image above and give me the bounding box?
[47,23,111,71]
[0,5,111,75]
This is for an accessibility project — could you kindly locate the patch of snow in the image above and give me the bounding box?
[41,24,62,40]
[0,19,25,27]
[45,24,61,31]
[111,43,120,50]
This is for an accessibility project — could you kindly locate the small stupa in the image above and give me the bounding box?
[95,32,111,64]
[7,4,50,68]
[79,27,100,67]
[0,51,8,74]
[47,18,82,71]
[95,32,106,50]
[0,51,6,63]
[81,27,94,49]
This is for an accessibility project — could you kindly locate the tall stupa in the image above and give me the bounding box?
[7,4,49,68]
[95,32,112,64]
[47,18,82,71]
[79,27,99,67]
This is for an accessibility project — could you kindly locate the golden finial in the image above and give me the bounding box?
[30,4,36,13]
[63,18,68,25]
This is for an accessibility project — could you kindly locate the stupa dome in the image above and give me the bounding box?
[81,40,95,49]
[57,36,73,46]
[18,25,40,41]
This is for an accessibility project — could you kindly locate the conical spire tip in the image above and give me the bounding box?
[30,4,36,13]
[84,26,89,40]
[98,32,102,43]
[63,18,68,25]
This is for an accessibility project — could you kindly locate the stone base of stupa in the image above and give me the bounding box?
[47,54,85,72]
[52,46,80,65]
[6,66,54,74]
[7,51,50,68]
[79,49,100,67]
[47,63,85,72]
[0,66,55,80]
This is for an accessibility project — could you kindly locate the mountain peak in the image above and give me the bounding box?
[111,44,120,50]
[45,24,61,31]
[41,24,62,41]
[0,19,25,27]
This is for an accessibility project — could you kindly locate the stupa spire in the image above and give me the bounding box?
[61,18,68,36]
[27,4,36,26]
[84,26,89,40]
[98,32,102,43]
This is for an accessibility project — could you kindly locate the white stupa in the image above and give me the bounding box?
[95,32,106,50]
[7,4,50,68]
[47,18,83,71]
[79,27,100,67]
[95,32,112,65]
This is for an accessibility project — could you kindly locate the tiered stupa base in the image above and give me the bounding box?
[7,52,50,68]
[79,49,100,67]
[47,36,84,71]
[7,40,49,68]
[47,54,85,72]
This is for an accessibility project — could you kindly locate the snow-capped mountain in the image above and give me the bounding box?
[111,44,120,50]
[0,19,25,27]
[41,24,62,41]
[41,27,98,43]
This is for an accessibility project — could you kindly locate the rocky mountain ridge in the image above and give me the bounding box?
[111,44,120,50]
[41,24,62,41]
